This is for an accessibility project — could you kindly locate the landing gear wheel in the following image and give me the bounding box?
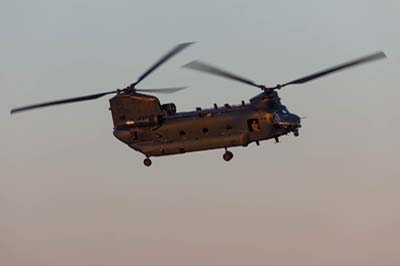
[293,130,299,137]
[143,157,152,167]
[223,150,233,162]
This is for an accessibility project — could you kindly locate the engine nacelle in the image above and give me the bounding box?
[125,115,160,127]
[162,103,177,115]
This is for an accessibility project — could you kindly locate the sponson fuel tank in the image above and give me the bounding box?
[130,133,250,156]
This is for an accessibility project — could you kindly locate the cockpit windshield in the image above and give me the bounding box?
[274,105,290,121]
[272,105,300,126]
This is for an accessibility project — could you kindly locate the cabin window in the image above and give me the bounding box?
[247,119,260,132]
[202,128,209,134]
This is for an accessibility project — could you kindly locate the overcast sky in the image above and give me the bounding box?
[1,0,400,265]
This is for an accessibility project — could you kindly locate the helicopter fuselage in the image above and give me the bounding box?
[111,91,301,158]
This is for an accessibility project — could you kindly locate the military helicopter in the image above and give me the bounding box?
[11,43,386,166]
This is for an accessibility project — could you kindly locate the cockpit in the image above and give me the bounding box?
[272,105,301,127]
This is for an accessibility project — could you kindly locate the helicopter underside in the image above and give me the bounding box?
[115,122,299,158]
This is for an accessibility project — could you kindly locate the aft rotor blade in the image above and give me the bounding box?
[136,87,187,94]
[133,42,194,87]
[182,60,264,89]
[10,90,118,114]
[280,51,386,88]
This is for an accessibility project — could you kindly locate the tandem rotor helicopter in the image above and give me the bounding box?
[11,43,386,166]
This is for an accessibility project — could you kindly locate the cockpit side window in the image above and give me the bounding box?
[281,105,290,114]
[247,119,260,132]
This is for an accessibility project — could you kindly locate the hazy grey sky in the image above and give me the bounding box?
[2,0,400,265]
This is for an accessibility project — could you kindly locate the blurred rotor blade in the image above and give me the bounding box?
[280,51,386,88]
[136,87,187,94]
[10,90,118,114]
[133,42,194,87]
[182,60,264,89]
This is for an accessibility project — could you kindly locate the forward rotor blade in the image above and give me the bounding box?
[10,90,118,114]
[136,87,187,94]
[133,42,194,87]
[280,51,386,88]
[182,60,263,89]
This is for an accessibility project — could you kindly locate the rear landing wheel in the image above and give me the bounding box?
[223,150,233,162]
[143,158,152,167]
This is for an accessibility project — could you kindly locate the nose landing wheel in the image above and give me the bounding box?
[143,157,152,167]
[223,150,233,162]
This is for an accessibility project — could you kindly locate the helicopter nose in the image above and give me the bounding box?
[291,114,301,126]
[279,114,301,126]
